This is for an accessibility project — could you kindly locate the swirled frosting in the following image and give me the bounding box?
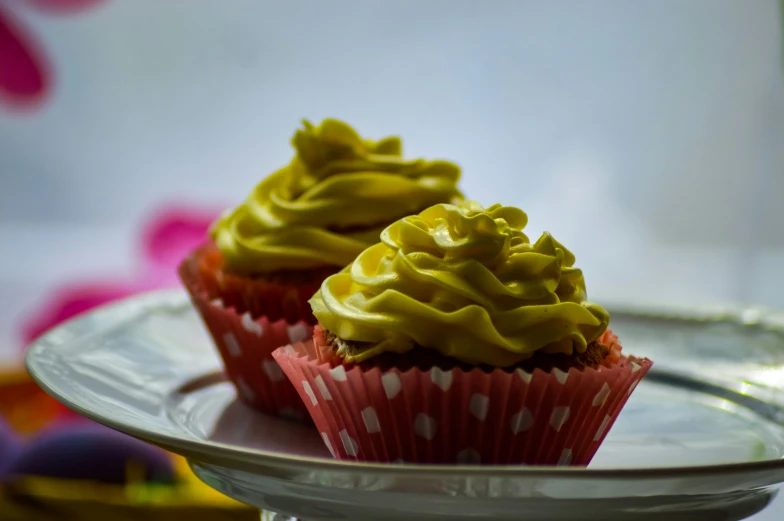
[310,201,610,367]
[211,119,462,274]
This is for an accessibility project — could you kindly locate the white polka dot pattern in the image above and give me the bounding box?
[302,380,318,406]
[321,432,336,458]
[550,406,571,432]
[631,362,642,373]
[262,359,284,382]
[594,414,612,441]
[271,330,652,466]
[414,414,437,440]
[190,277,313,420]
[287,323,311,343]
[235,377,254,401]
[361,407,381,433]
[516,369,533,384]
[430,367,453,391]
[329,365,348,381]
[381,373,402,399]
[558,449,573,466]
[592,382,611,407]
[314,375,332,400]
[510,408,534,434]
[240,313,263,335]
[469,393,490,421]
[339,429,359,456]
[222,332,241,357]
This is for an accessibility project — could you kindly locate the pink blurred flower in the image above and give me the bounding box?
[21,206,220,345]
[0,0,105,109]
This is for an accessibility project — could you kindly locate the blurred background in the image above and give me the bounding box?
[0,0,782,518]
[2,0,784,359]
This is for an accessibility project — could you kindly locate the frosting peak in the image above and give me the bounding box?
[311,201,610,367]
[292,119,402,177]
[211,119,462,275]
[384,201,529,268]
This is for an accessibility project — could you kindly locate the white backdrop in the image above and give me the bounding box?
[1,0,783,352]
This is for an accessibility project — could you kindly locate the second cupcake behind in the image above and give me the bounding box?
[179,119,462,417]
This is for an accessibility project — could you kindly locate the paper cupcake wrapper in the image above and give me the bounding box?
[188,243,328,325]
[272,331,652,465]
[179,251,315,420]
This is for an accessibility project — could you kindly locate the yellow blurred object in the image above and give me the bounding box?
[0,477,256,520]
[0,369,256,520]
[0,455,256,520]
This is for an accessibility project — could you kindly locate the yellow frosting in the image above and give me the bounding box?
[210,119,462,274]
[310,201,610,367]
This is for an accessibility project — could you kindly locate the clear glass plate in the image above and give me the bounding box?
[25,290,784,521]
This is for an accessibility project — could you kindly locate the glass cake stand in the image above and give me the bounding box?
[25,290,784,521]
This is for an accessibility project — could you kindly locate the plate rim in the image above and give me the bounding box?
[24,288,784,481]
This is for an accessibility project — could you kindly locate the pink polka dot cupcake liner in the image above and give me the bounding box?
[179,256,313,421]
[272,332,652,465]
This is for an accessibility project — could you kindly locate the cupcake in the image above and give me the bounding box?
[179,119,462,418]
[273,201,652,464]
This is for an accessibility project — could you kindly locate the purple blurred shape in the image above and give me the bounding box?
[0,416,22,479]
[6,423,174,484]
